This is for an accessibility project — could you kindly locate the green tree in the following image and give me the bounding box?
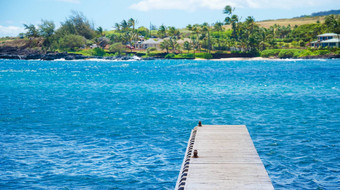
[120,20,129,32]
[201,23,212,53]
[128,18,138,43]
[137,26,149,37]
[128,18,136,30]
[23,24,39,37]
[58,34,86,51]
[158,25,167,38]
[114,23,121,31]
[160,39,170,53]
[92,47,106,56]
[168,26,180,39]
[56,11,96,39]
[38,20,56,49]
[324,15,340,33]
[183,41,192,53]
[39,20,55,38]
[96,26,103,36]
[169,38,180,52]
[224,5,238,40]
[109,42,127,55]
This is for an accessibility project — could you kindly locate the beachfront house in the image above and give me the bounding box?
[135,38,164,50]
[310,33,340,48]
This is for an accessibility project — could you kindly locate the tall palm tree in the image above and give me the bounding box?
[158,25,167,38]
[201,23,211,53]
[128,18,139,44]
[192,24,201,51]
[120,20,129,32]
[114,23,120,32]
[183,41,192,53]
[224,5,238,40]
[128,18,136,30]
[214,22,223,50]
[160,39,170,53]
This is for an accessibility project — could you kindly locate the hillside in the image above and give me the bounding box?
[222,15,337,30]
[310,9,340,17]
[256,16,327,28]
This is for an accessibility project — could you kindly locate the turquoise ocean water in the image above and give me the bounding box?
[0,59,339,189]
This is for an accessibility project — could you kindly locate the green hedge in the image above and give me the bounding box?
[195,53,213,59]
[260,49,281,57]
[164,53,175,58]
[164,53,196,59]
[261,48,336,58]
[278,49,301,58]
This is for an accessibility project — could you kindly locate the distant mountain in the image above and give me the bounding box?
[299,10,340,17]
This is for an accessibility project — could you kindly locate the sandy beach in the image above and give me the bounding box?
[195,57,273,61]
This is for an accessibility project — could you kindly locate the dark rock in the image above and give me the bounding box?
[0,54,22,59]
[65,55,75,60]
[142,57,155,60]
[25,54,41,60]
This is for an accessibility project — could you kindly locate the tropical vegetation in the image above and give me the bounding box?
[2,7,340,59]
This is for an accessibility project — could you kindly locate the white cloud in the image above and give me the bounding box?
[129,0,329,11]
[56,0,80,4]
[0,25,25,37]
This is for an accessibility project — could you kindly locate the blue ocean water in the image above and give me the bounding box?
[0,59,339,189]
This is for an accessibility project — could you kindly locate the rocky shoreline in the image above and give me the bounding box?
[0,52,144,61]
[0,46,339,61]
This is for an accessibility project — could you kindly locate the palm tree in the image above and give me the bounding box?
[128,18,136,30]
[114,23,120,32]
[96,26,103,36]
[169,38,180,53]
[224,5,238,40]
[128,18,138,44]
[213,22,223,50]
[120,20,129,32]
[192,24,201,51]
[186,24,193,31]
[160,39,170,53]
[158,25,167,38]
[183,41,192,53]
[201,23,211,53]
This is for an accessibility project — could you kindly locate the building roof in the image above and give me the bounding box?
[177,38,192,44]
[317,33,339,37]
[142,38,163,44]
[320,38,340,43]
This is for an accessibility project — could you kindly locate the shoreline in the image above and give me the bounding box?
[0,52,339,61]
[197,57,272,61]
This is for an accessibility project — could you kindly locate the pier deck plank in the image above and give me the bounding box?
[176,125,274,190]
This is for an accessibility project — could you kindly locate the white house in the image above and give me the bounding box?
[135,38,164,50]
[311,33,340,48]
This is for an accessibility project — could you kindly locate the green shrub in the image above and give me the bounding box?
[148,52,162,57]
[298,50,313,57]
[278,49,299,58]
[109,43,128,55]
[195,53,213,59]
[231,50,242,54]
[164,53,175,58]
[260,49,281,57]
[58,34,86,51]
[136,52,146,57]
[317,50,330,55]
[299,41,305,47]
[91,47,106,56]
[174,53,195,59]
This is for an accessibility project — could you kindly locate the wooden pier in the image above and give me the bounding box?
[175,123,274,190]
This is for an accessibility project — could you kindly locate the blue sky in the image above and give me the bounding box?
[0,0,339,37]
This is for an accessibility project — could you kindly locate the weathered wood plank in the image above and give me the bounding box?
[175,125,274,190]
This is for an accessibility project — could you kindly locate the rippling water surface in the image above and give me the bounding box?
[0,59,339,189]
